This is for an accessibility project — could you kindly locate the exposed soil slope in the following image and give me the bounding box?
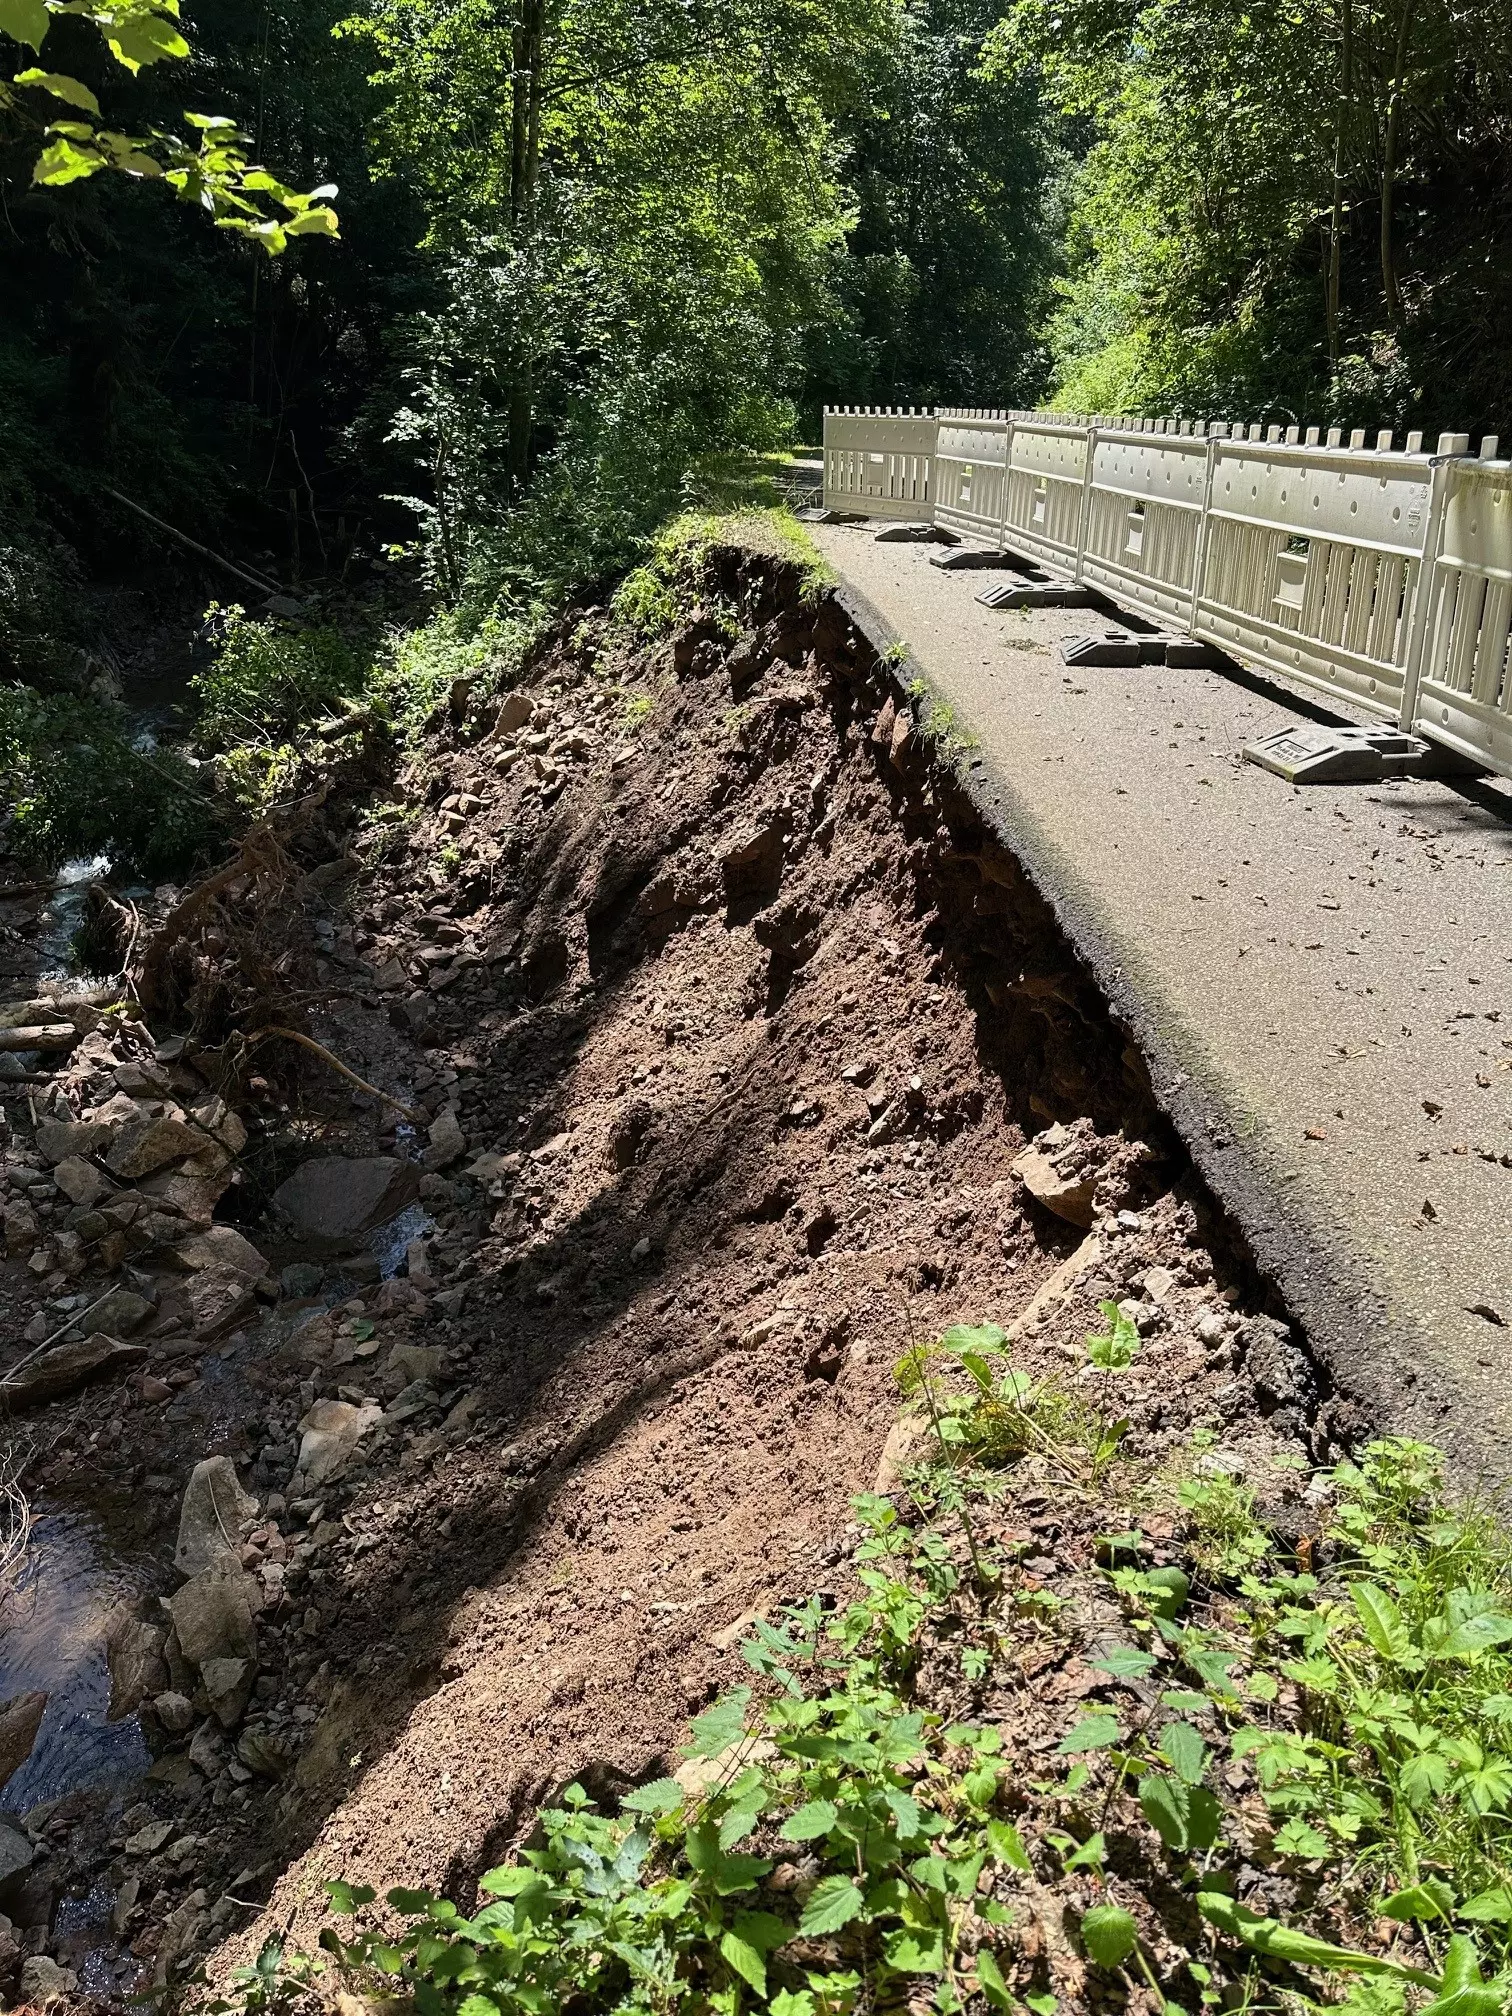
[0,541,1327,2006]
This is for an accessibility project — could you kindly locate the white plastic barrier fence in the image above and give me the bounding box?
[820,405,1509,776]
[933,411,1011,545]
[1192,430,1443,720]
[821,408,935,522]
[1003,417,1092,575]
[1081,421,1210,628]
[1406,452,1512,771]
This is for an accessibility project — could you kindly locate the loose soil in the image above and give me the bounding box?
[0,540,1336,2009]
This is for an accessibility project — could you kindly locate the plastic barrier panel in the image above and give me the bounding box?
[933,411,1010,546]
[822,408,936,522]
[1408,459,1512,772]
[1192,437,1436,718]
[1082,425,1210,627]
[1003,420,1090,574]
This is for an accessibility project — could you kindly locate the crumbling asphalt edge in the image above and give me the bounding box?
[828,576,1477,1479]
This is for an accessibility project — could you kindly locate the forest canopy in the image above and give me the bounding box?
[1,0,1507,701]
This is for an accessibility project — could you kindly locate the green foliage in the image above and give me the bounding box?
[0,682,218,872]
[190,604,371,808]
[0,0,339,246]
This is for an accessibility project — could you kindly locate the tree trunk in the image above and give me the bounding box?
[1380,0,1415,327]
[507,0,545,491]
[1325,0,1353,366]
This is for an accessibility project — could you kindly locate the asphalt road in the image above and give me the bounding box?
[812,521,1512,1478]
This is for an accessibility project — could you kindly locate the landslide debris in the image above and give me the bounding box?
[0,536,1329,2008]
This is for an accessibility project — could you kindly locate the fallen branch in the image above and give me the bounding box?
[243,1025,424,1123]
[103,488,293,604]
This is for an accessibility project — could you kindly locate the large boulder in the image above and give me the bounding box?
[0,1692,45,1791]
[200,1655,256,1729]
[291,1398,382,1492]
[168,1557,259,1671]
[0,1335,146,1407]
[271,1156,420,1251]
[0,1818,34,1898]
[175,1457,259,1579]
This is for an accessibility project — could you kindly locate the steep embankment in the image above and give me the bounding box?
[0,530,1322,2005]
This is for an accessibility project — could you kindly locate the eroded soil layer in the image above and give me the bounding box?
[0,549,1324,2004]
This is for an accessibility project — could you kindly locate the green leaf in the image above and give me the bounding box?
[456,1998,500,2016]
[1082,1904,1138,1969]
[1437,1612,1512,1660]
[1381,1879,1456,1924]
[1062,1831,1106,1872]
[1419,1992,1505,2016]
[941,1321,1007,1355]
[1196,1892,1437,1985]
[683,1689,751,1760]
[1460,1888,1512,1924]
[0,0,49,52]
[620,1777,684,1816]
[885,1925,946,1972]
[798,1875,864,1936]
[986,1818,1033,1873]
[285,205,340,238]
[101,8,190,70]
[1352,1583,1413,1662]
[1142,1567,1190,1618]
[975,1947,1014,2011]
[14,68,100,110]
[386,1887,436,1915]
[32,135,105,185]
[1089,1646,1157,1680]
[1025,1996,1058,2016]
[720,1929,766,1996]
[324,1880,376,1913]
[1058,1714,1121,1753]
[1159,1721,1208,1786]
[780,1798,837,1842]
[1271,1818,1330,1859]
[1140,1773,1189,1852]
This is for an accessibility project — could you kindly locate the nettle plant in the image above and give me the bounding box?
[310,1561,1036,2016]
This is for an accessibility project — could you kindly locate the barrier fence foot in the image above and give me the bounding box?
[928,546,1026,572]
[1059,630,1219,668]
[977,582,1094,609]
[795,506,849,524]
[874,522,956,544]
[1243,726,1484,784]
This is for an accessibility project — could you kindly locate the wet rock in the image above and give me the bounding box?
[141,1375,173,1402]
[200,1655,256,1729]
[18,1954,73,2006]
[271,1155,421,1251]
[0,1694,45,1792]
[175,1456,260,1578]
[33,1119,113,1166]
[104,1609,168,1721]
[424,1107,467,1171]
[0,1334,146,1407]
[51,1156,111,1208]
[168,1557,259,1670]
[83,1288,154,1337]
[280,1261,324,1298]
[154,1692,194,1734]
[105,1114,209,1180]
[291,1397,383,1491]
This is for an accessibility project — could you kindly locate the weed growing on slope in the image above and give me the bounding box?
[212,1330,1512,2016]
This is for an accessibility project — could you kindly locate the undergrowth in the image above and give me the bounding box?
[211,1311,1512,2016]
